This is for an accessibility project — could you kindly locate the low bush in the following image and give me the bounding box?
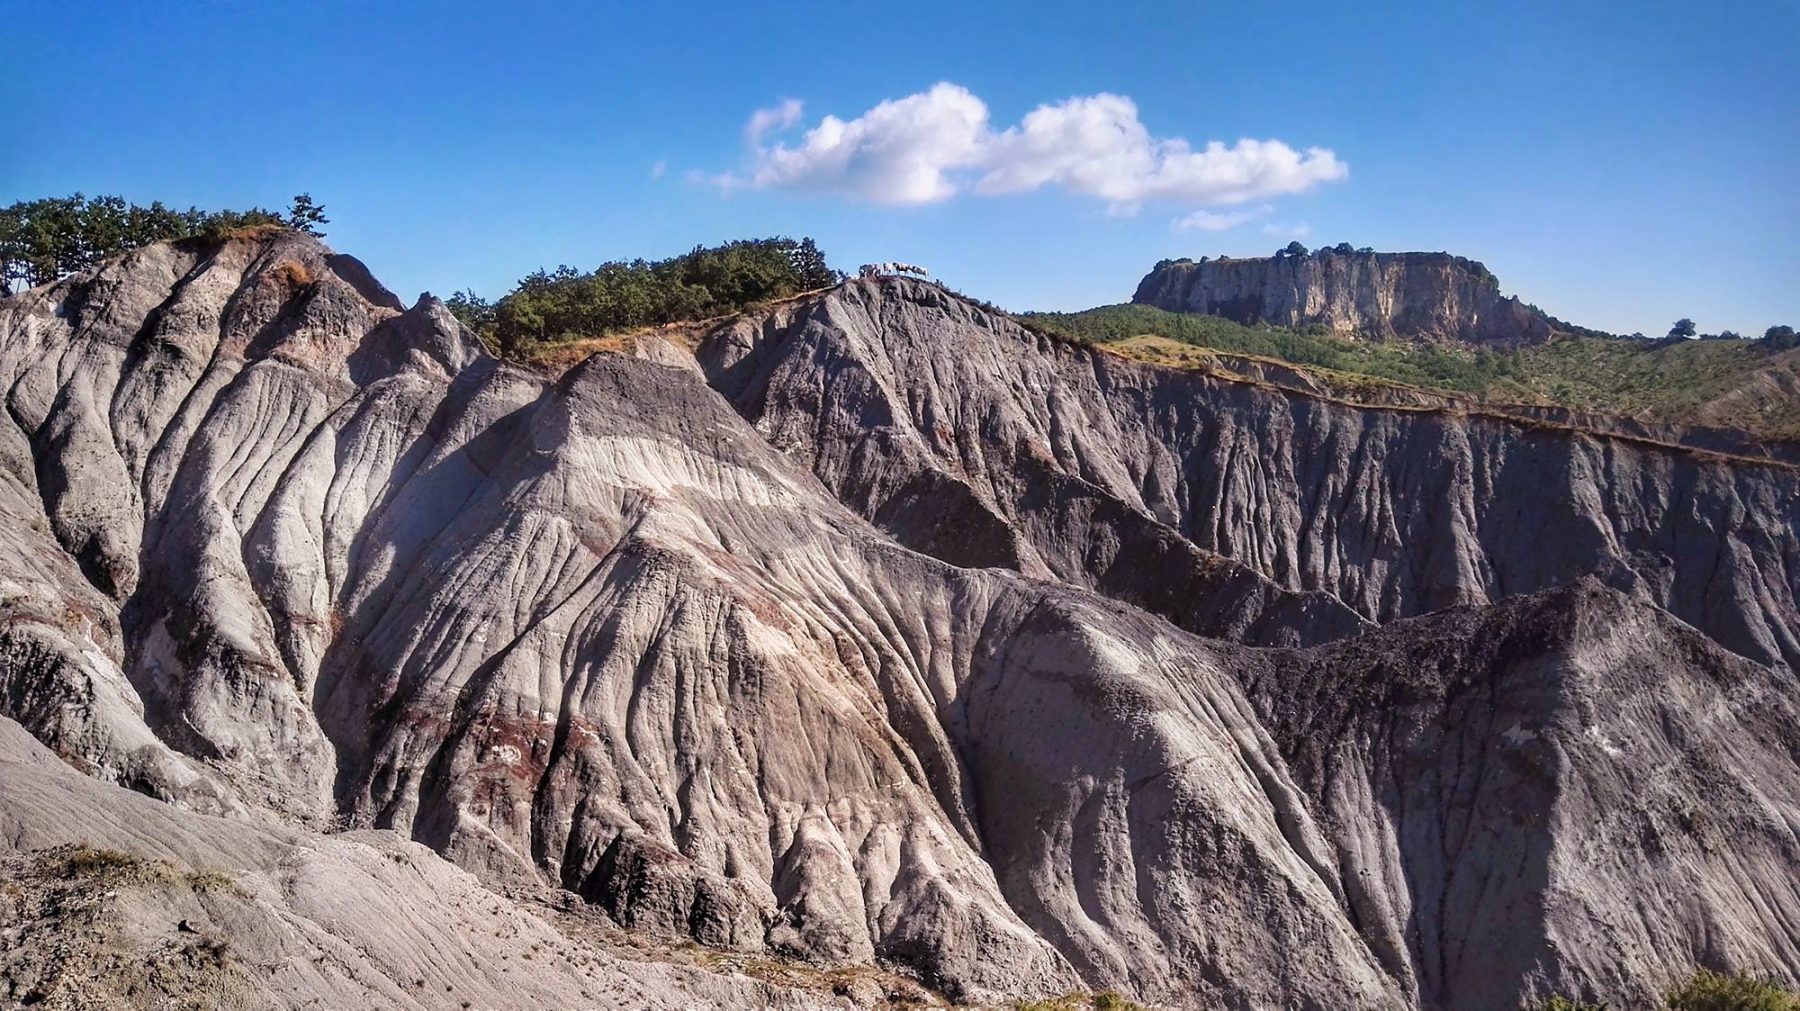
[1012,992,1144,1011]
[1529,996,1609,1010]
[1665,969,1800,1011]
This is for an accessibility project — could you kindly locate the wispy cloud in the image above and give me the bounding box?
[1261,220,1312,239]
[744,97,804,144]
[650,160,667,179]
[1176,204,1274,232]
[710,83,1347,220]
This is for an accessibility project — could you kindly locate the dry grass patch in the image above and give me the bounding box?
[268,259,315,288]
[40,844,240,896]
[1013,992,1145,1011]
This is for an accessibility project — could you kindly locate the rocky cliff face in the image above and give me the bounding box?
[0,234,1796,1010]
[1132,250,1556,343]
[701,278,1800,674]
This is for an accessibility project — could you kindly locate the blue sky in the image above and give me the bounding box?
[3,0,1794,335]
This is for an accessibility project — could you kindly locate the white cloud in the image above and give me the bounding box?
[650,160,667,179]
[1176,204,1274,232]
[713,83,1347,215]
[1262,220,1313,239]
[974,93,1158,203]
[733,84,989,204]
[744,98,804,144]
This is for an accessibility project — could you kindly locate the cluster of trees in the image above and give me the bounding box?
[447,237,841,359]
[1664,318,1798,346]
[1276,241,1378,258]
[4,196,848,366]
[1,193,327,295]
[1268,243,1497,283]
[1153,243,1380,271]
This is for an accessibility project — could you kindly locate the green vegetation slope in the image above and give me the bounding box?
[1022,303,1800,439]
[444,237,840,359]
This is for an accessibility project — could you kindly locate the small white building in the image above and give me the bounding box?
[858,262,930,279]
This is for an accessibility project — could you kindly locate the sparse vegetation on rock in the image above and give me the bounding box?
[1530,997,1610,1011]
[1024,300,1800,439]
[1013,992,1146,1011]
[1664,969,1800,1011]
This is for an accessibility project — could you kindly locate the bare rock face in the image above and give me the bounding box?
[0,235,1797,1009]
[1132,249,1556,344]
[699,277,1800,676]
[1235,581,1800,1010]
[695,282,1373,650]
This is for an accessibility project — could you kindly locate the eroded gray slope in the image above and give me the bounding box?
[298,350,1415,1005]
[697,286,1372,650]
[0,235,1797,1009]
[0,715,858,1010]
[0,233,1404,1005]
[696,277,1800,673]
[1236,579,1800,1010]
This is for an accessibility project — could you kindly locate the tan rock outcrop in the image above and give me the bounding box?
[1132,249,1555,344]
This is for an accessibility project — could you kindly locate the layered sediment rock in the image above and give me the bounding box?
[1132,249,1555,343]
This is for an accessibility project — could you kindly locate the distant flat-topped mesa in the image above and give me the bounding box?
[1132,245,1556,344]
